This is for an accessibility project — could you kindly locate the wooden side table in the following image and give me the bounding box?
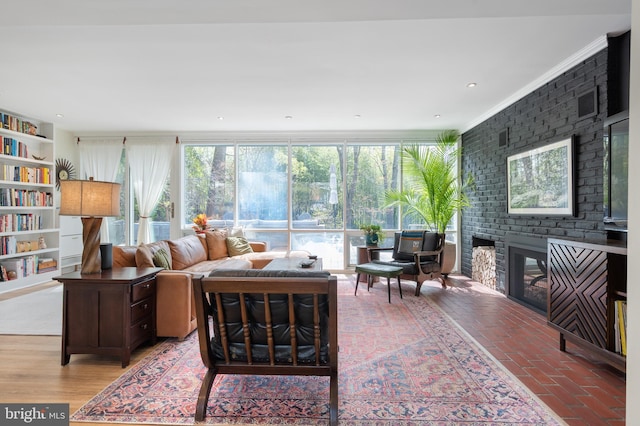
[356,246,379,283]
[56,267,162,368]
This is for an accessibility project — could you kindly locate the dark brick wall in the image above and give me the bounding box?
[460,49,609,293]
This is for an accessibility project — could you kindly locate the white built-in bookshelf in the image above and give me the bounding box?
[0,110,59,293]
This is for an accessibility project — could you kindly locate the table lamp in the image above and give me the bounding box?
[59,177,121,274]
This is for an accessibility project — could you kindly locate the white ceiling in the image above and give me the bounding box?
[0,0,631,135]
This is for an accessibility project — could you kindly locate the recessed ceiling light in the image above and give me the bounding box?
[56,113,64,118]
[467,82,477,88]
[285,115,293,120]
[434,114,441,118]
[217,116,224,120]
[354,114,361,119]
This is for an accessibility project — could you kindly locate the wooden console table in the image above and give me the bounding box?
[56,267,162,367]
[547,238,627,372]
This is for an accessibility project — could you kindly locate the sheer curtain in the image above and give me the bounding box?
[78,138,124,242]
[126,137,176,245]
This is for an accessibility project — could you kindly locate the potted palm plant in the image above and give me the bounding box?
[384,129,473,275]
[359,224,385,247]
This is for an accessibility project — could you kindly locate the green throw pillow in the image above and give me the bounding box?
[226,236,253,256]
[152,247,171,269]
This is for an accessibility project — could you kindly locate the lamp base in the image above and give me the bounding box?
[81,217,103,274]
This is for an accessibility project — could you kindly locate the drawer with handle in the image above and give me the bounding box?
[131,297,153,323]
[130,317,153,347]
[132,279,154,302]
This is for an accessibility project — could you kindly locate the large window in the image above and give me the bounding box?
[238,145,288,224]
[181,137,451,270]
[344,144,400,264]
[183,145,235,228]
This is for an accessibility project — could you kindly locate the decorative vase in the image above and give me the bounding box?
[365,233,379,247]
[442,241,456,277]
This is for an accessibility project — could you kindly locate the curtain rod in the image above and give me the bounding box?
[77,136,179,144]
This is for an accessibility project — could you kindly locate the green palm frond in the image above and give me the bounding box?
[385,130,473,233]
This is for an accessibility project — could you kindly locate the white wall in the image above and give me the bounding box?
[627,0,639,422]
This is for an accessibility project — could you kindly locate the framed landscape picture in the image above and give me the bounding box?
[507,137,575,216]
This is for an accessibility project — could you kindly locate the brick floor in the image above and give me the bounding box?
[421,274,626,425]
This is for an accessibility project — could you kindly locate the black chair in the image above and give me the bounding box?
[192,269,338,425]
[369,230,446,296]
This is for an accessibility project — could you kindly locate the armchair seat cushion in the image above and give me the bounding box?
[373,259,440,275]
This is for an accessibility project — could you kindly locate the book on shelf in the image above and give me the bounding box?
[37,258,57,274]
[0,255,41,279]
[615,300,627,357]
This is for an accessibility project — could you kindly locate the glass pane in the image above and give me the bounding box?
[291,144,341,229]
[238,145,288,229]
[345,144,400,230]
[347,233,394,266]
[292,232,343,269]
[244,230,289,251]
[183,145,235,229]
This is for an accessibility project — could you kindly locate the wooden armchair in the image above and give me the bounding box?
[192,269,338,425]
[368,230,446,296]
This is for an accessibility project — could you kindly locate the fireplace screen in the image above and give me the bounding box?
[508,247,548,313]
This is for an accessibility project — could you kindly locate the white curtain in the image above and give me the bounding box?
[78,138,124,242]
[126,137,176,245]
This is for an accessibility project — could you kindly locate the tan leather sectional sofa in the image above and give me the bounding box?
[113,231,309,340]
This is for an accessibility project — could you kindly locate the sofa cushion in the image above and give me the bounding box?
[182,258,253,273]
[204,230,229,260]
[168,235,208,270]
[226,236,253,256]
[135,240,172,268]
[236,250,310,269]
[153,248,172,269]
[113,246,138,267]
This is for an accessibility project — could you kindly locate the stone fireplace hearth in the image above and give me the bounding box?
[505,235,548,314]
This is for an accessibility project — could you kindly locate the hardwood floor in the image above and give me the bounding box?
[0,334,157,426]
[0,275,626,425]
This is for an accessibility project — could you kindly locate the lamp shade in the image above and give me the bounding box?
[59,179,121,217]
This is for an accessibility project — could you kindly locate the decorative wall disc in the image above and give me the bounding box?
[55,158,76,189]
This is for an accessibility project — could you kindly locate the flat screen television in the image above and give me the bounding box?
[603,111,629,231]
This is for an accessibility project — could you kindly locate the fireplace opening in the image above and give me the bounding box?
[505,236,548,314]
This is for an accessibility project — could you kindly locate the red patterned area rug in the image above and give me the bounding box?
[72,277,564,425]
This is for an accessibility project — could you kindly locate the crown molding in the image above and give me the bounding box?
[461,35,609,133]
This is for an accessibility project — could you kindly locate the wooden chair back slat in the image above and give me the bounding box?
[263,293,275,365]
[237,292,253,364]
[213,293,231,364]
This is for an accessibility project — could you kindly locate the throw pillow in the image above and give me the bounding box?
[152,248,171,269]
[204,229,229,260]
[226,236,254,256]
[397,230,424,261]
